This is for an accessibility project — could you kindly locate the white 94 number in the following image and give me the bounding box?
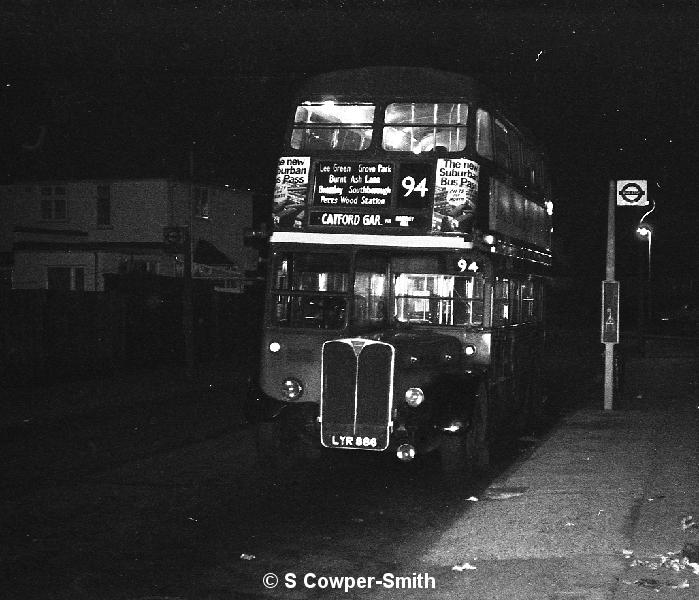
[401,176,428,198]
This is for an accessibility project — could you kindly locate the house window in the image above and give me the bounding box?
[97,185,111,227]
[193,187,210,219]
[40,186,68,221]
[47,266,85,291]
[119,258,158,274]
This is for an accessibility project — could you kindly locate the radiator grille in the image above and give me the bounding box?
[320,339,394,451]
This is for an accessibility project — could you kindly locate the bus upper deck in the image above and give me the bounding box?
[273,66,553,266]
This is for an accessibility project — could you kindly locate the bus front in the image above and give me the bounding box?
[246,68,552,469]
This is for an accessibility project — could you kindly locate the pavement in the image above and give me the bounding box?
[379,338,699,600]
[2,336,698,599]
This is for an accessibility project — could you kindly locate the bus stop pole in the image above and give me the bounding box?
[604,180,615,410]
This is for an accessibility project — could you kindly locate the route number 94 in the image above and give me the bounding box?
[401,176,428,197]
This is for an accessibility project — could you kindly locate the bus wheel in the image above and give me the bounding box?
[439,382,490,477]
[466,381,490,470]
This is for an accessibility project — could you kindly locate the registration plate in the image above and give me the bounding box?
[328,435,378,448]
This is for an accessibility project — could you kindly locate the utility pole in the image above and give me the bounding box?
[183,145,196,379]
[607,179,649,409]
[602,180,620,410]
[636,197,655,357]
[183,225,195,379]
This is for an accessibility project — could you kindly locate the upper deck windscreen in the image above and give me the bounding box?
[290,103,375,152]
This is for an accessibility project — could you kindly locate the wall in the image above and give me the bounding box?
[0,188,15,253]
[0,283,264,385]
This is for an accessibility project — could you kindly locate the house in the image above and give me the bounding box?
[0,179,257,291]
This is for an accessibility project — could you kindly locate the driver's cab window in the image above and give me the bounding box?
[272,252,349,329]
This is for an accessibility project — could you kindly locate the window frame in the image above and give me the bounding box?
[289,102,375,152]
[492,277,543,326]
[493,119,511,171]
[270,251,351,329]
[476,108,493,159]
[40,186,68,221]
[353,254,390,330]
[382,102,469,154]
[393,272,485,327]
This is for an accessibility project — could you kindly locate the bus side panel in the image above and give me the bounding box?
[489,324,545,436]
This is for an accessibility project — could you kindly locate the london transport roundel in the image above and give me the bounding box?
[616,180,648,206]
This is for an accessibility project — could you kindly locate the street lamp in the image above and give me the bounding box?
[636,214,654,350]
[634,188,655,352]
[636,223,652,283]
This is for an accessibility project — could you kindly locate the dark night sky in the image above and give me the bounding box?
[1,1,697,281]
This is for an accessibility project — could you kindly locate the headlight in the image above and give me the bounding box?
[281,378,303,400]
[404,387,425,407]
[269,342,281,353]
[464,344,476,356]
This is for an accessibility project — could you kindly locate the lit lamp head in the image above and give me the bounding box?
[636,224,652,238]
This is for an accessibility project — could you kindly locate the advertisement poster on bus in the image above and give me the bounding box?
[432,158,480,234]
[273,156,310,230]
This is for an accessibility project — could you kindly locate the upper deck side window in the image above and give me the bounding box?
[382,102,468,154]
[493,118,511,171]
[289,102,375,151]
[477,108,549,193]
[476,109,493,160]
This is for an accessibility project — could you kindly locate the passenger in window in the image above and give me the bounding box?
[415,129,454,153]
[325,298,346,329]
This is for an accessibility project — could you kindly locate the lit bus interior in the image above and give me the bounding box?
[287,99,549,213]
[271,251,491,330]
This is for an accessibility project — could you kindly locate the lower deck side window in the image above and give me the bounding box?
[493,277,543,326]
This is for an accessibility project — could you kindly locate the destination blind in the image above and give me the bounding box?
[313,161,393,207]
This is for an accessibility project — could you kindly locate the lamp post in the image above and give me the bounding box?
[636,223,652,353]
[634,188,655,351]
[636,224,652,283]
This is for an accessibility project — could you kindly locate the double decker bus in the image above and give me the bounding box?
[247,67,554,473]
